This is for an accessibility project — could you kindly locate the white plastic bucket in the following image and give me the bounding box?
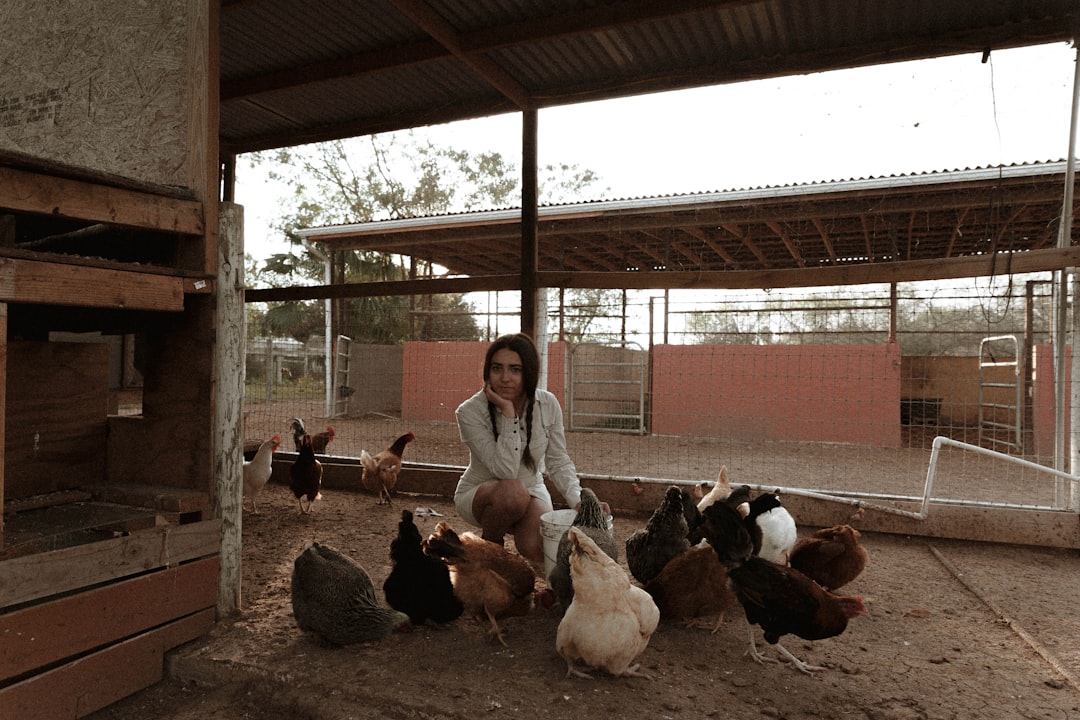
[540,509,578,579]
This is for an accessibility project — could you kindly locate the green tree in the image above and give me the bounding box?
[246,132,607,343]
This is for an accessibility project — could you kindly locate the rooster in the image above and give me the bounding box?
[424,521,534,646]
[289,417,307,452]
[311,425,335,454]
[556,527,660,679]
[625,486,690,585]
[788,524,868,591]
[289,434,323,514]
[242,434,280,514]
[383,509,463,626]
[291,541,410,644]
[548,488,618,611]
[360,431,415,505]
[700,500,868,674]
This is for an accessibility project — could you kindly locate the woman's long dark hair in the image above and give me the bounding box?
[483,333,539,471]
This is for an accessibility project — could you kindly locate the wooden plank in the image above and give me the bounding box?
[0,557,218,680]
[0,257,186,311]
[0,608,214,720]
[0,518,221,608]
[0,165,203,235]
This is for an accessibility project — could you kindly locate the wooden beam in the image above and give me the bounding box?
[811,217,837,263]
[0,257,187,311]
[0,166,204,235]
[389,0,532,109]
[537,245,1080,291]
[766,220,805,268]
[246,273,520,303]
[0,558,218,680]
[0,519,221,609]
[682,226,741,268]
[0,609,214,720]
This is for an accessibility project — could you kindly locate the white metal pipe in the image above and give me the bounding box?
[1063,43,1080,510]
[302,237,333,418]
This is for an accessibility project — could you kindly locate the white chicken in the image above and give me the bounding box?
[745,492,797,564]
[242,434,280,514]
[556,527,660,679]
[696,465,733,512]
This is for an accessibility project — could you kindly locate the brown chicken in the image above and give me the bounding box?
[360,431,415,505]
[423,521,535,646]
[289,434,323,513]
[311,425,335,454]
[701,500,868,674]
[644,544,737,632]
[788,524,868,591]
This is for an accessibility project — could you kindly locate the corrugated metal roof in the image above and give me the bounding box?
[219,1,1077,154]
[296,161,1077,276]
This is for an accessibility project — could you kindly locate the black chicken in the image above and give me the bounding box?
[700,501,868,674]
[289,434,323,513]
[548,488,618,611]
[383,509,463,625]
[290,417,307,452]
[625,486,690,585]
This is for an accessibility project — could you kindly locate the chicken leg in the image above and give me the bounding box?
[745,624,824,674]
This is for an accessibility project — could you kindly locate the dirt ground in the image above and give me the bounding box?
[86,419,1080,720]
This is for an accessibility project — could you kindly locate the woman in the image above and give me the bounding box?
[455,333,596,567]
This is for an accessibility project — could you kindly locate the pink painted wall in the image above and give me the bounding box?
[1032,344,1070,459]
[402,341,569,424]
[651,342,903,447]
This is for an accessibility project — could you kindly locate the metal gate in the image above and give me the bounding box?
[978,334,1022,452]
[332,335,352,418]
[567,342,646,434]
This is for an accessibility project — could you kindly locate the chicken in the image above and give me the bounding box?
[360,431,415,505]
[744,491,797,564]
[383,509,463,626]
[242,434,280,514]
[290,541,410,644]
[625,486,690,585]
[290,417,307,452]
[423,521,535,646]
[311,425,335,454]
[289,434,323,513]
[644,544,736,632]
[548,488,618,611]
[556,527,660,679]
[788,524,868,591]
[696,465,733,512]
[681,489,703,540]
[701,501,868,674]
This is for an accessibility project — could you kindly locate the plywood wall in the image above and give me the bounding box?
[0,0,193,186]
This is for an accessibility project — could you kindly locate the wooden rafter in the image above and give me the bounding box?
[681,226,741,268]
[722,223,770,268]
[765,220,805,269]
[811,217,838,264]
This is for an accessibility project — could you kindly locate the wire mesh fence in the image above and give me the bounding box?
[243,273,1073,509]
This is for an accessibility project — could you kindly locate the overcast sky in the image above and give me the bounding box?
[236,41,1078,262]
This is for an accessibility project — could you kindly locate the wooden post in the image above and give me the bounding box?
[0,303,6,551]
[215,203,245,615]
[521,109,538,338]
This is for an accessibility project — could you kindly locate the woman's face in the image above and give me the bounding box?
[488,348,525,404]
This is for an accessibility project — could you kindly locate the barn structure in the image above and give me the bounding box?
[1,1,1078,717]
